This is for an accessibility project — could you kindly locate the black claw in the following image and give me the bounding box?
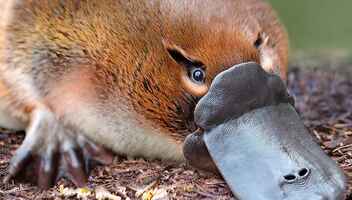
[79,139,113,174]
[6,134,111,188]
[4,148,33,183]
[37,152,59,189]
[83,141,114,165]
[63,149,87,187]
[37,167,53,189]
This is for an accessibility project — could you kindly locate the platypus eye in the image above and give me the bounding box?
[164,44,208,96]
[190,68,205,83]
[254,33,263,48]
[166,47,206,84]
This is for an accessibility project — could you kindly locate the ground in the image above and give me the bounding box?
[1,55,352,199]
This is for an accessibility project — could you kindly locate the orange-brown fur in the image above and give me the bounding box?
[0,0,288,176]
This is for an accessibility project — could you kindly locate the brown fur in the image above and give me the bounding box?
[0,0,288,172]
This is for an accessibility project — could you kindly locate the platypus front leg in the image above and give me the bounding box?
[4,106,113,189]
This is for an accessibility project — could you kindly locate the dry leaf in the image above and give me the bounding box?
[58,185,92,199]
[95,187,121,200]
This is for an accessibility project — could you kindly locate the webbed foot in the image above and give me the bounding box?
[3,108,113,189]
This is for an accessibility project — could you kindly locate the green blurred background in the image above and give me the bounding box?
[268,0,352,53]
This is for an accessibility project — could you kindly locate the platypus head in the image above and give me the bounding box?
[101,1,346,199]
[183,63,346,200]
[152,41,346,200]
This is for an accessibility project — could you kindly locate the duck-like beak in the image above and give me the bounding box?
[184,63,347,200]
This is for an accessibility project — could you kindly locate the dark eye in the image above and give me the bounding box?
[190,68,205,83]
[254,33,263,48]
[165,47,206,84]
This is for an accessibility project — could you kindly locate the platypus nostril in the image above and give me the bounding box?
[283,174,297,183]
[298,168,310,178]
[283,168,311,184]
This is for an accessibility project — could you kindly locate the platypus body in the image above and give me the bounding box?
[0,1,346,199]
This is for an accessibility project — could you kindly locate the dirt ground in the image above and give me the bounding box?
[1,57,352,199]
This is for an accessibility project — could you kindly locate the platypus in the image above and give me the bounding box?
[0,0,346,199]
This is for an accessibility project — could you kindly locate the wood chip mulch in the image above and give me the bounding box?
[0,65,352,199]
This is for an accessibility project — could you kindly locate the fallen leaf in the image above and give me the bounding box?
[96,187,121,200]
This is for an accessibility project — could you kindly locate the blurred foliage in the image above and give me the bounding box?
[268,0,352,52]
